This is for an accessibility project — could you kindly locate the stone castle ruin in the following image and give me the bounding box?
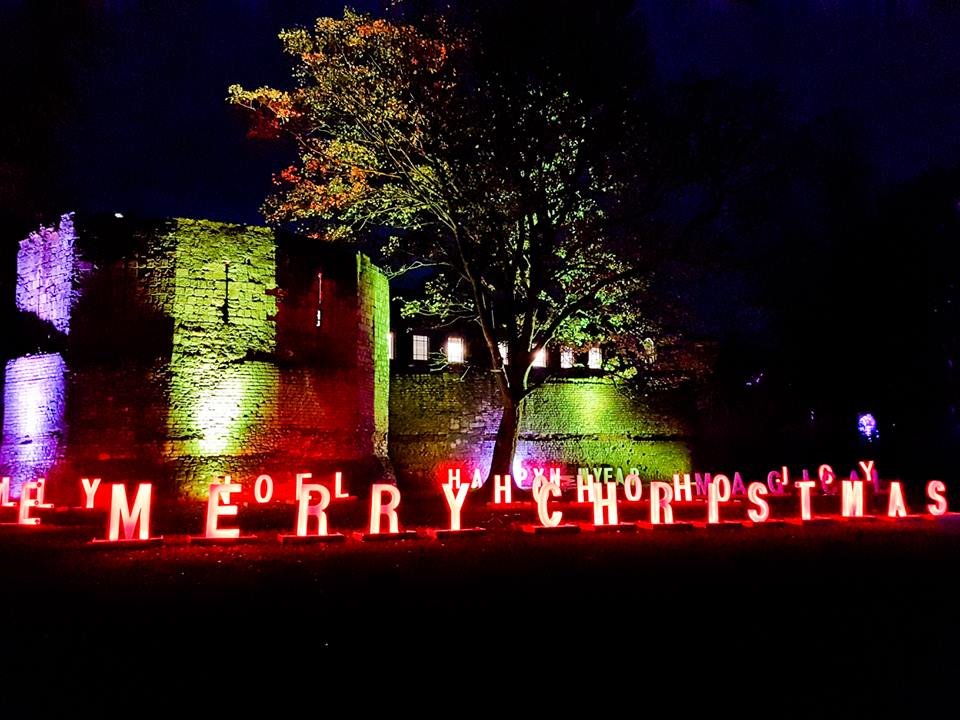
[1,212,687,500]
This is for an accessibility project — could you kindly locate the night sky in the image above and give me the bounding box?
[4,0,960,471]
[6,1,960,220]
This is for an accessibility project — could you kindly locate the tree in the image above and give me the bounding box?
[228,6,722,487]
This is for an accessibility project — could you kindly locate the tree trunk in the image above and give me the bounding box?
[484,396,522,497]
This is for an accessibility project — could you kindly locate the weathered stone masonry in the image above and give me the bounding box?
[390,372,689,487]
[1,213,390,499]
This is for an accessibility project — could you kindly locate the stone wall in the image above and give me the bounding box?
[2,215,392,500]
[389,372,690,490]
[357,254,391,459]
[15,213,76,335]
[1,353,67,498]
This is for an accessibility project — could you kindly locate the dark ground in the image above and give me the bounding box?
[3,497,960,716]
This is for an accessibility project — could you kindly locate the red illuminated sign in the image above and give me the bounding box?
[0,460,954,546]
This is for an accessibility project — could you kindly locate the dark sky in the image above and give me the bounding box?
[5,0,960,224]
[641,0,960,184]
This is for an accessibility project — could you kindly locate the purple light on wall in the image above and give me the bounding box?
[16,213,77,334]
[1,354,67,498]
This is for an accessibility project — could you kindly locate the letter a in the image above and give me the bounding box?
[887,482,908,518]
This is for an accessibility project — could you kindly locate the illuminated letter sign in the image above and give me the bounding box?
[858,459,878,493]
[577,473,594,503]
[926,480,948,516]
[887,481,908,518]
[841,480,865,518]
[713,474,732,502]
[35,478,53,508]
[493,474,512,504]
[695,473,711,497]
[205,480,242,539]
[707,474,732,523]
[447,468,461,488]
[442,481,469,531]
[297,484,331,536]
[537,482,562,528]
[0,477,14,507]
[732,472,746,497]
[107,484,152,541]
[18,481,41,525]
[650,482,674,525]
[295,472,311,501]
[513,467,528,489]
[334,471,349,498]
[796,480,817,521]
[370,484,401,534]
[746,482,770,523]
[818,464,836,493]
[81,477,101,509]
[592,482,619,526]
[254,474,274,504]
[624,473,643,502]
[673,473,692,502]
[767,467,789,495]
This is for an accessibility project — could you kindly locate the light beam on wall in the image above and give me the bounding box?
[16,213,76,334]
[171,361,279,458]
[1,353,67,497]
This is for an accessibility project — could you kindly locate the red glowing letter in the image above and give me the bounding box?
[34,478,53,508]
[672,473,692,502]
[513,467,528,489]
[858,460,876,492]
[254,474,273,504]
[797,480,816,521]
[18,481,41,525]
[887,481,908,518]
[206,481,241,539]
[470,469,483,489]
[537,482,562,527]
[767,469,787,494]
[494,474,512,504]
[841,480,865,518]
[695,472,711,497]
[297,483,331,536]
[707,480,722,524]
[592,482,619,526]
[447,468,461,488]
[531,470,547,504]
[576,473,594,503]
[732,472,746,497]
[108,484,152,541]
[708,474,732,523]
[818,464,836,493]
[0,476,14,507]
[81,477,101,509]
[334,471,348,498]
[926,480,948,516]
[370,484,401,534]
[624,473,643,502]
[295,472,311,500]
[650,482,674,525]
[747,482,770,523]
[713,474,732,502]
[442,481,469,531]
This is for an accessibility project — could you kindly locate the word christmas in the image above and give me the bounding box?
[0,460,952,546]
